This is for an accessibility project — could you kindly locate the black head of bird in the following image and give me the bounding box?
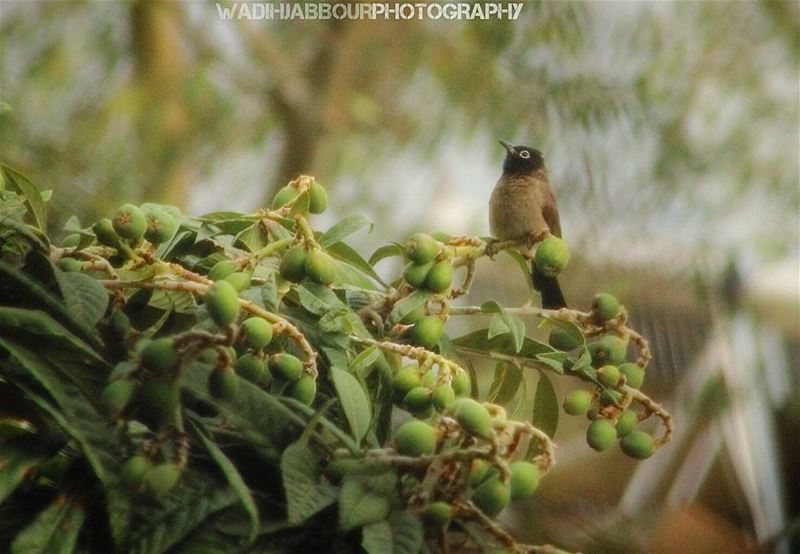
[499,140,545,174]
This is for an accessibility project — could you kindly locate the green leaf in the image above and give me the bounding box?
[289,191,310,217]
[319,214,373,248]
[387,289,431,326]
[260,271,278,312]
[54,269,109,328]
[235,222,271,252]
[482,301,525,353]
[331,367,372,443]
[531,372,559,439]
[296,283,345,315]
[349,346,380,377]
[502,249,535,296]
[368,243,405,266]
[327,241,386,287]
[280,441,337,524]
[11,494,85,554]
[452,328,551,359]
[361,511,424,554]
[534,351,567,375]
[0,440,50,505]
[190,420,259,544]
[487,362,523,405]
[1,164,47,231]
[338,471,395,532]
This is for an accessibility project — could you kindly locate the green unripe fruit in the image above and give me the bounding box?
[240,317,273,349]
[112,203,147,241]
[421,369,436,389]
[549,327,581,351]
[588,335,628,367]
[451,369,470,397]
[145,463,181,497]
[620,430,655,459]
[450,398,493,439]
[534,236,569,277]
[403,387,433,413]
[599,389,623,407]
[120,455,152,491]
[308,181,328,214]
[429,230,452,243]
[235,354,265,383]
[110,310,130,337]
[137,380,179,427]
[61,233,81,248]
[400,305,425,325]
[394,420,437,457]
[586,419,617,452]
[597,365,621,387]
[422,501,453,527]
[471,477,510,517]
[100,379,136,417]
[407,233,440,264]
[305,249,337,285]
[432,383,455,411]
[208,368,239,401]
[288,375,316,405]
[269,353,304,382]
[58,258,81,272]
[205,280,240,327]
[619,362,645,389]
[326,458,360,483]
[592,293,620,321]
[392,367,422,400]
[587,407,601,420]
[423,261,454,293]
[562,390,592,416]
[615,410,638,437]
[93,218,122,248]
[223,271,251,292]
[141,338,178,373]
[143,208,177,244]
[272,185,299,209]
[402,261,433,288]
[279,246,308,282]
[509,461,540,500]
[208,260,237,281]
[469,459,499,488]
[410,316,444,349]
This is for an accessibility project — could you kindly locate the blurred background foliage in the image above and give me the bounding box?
[1,1,798,552]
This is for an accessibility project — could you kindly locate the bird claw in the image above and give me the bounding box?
[484,239,500,259]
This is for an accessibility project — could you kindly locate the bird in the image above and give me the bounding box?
[489,140,567,309]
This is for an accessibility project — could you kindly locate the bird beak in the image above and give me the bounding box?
[499,140,517,156]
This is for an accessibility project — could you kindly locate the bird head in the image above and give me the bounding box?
[499,140,545,174]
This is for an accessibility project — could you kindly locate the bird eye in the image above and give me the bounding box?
[519,150,530,159]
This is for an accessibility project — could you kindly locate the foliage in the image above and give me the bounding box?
[0,166,671,553]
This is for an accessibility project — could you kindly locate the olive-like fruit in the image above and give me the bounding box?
[410,316,444,349]
[615,410,638,437]
[620,430,655,459]
[326,458,360,483]
[394,420,437,457]
[112,203,147,241]
[403,387,433,413]
[469,459,499,488]
[240,317,273,349]
[509,461,540,500]
[305,249,337,285]
[599,389,623,407]
[562,390,592,416]
[549,327,581,351]
[272,185,299,209]
[143,208,178,244]
[471,476,510,517]
[208,260,237,281]
[279,246,308,282]
[407,233,440,264]
[597,365,621,387]
[619,362,645,389]
[402,261,433,288]
[208,368,239,401]
[141,338,178,374]
[400,305,426,325]
[592,293,620,321]
[586,407,601,420]
[392,367,422,401]
[432,383,455,411]
[110,310,130,337]
[450,398,493,439]
[100,379,136,417]
[586,419,617,452]
[120,455,152,491]
[145,463,181,497]
[223,271,251,292]
[423,261,454,293]
[235,354,265,383]
[288,375,316,405]
[588,335,628,367]
[451,369,470,397]
[268,353,304,382]
[308,181,328,214]
[205,280,240,327]
[533,236,569,277]
[58,258,81,272]
[422,501,453,527]
[93,218,122,248]
[137,380,179,427]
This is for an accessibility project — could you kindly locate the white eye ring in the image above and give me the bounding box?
[519,150,530,159]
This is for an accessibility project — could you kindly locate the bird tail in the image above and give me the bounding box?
[532,263,567,309]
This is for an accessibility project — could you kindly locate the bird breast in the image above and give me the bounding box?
[489,179,549,242]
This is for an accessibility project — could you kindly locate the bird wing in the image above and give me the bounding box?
[541,187,562,238]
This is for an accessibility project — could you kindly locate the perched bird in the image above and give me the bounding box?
[489,140,567,309]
